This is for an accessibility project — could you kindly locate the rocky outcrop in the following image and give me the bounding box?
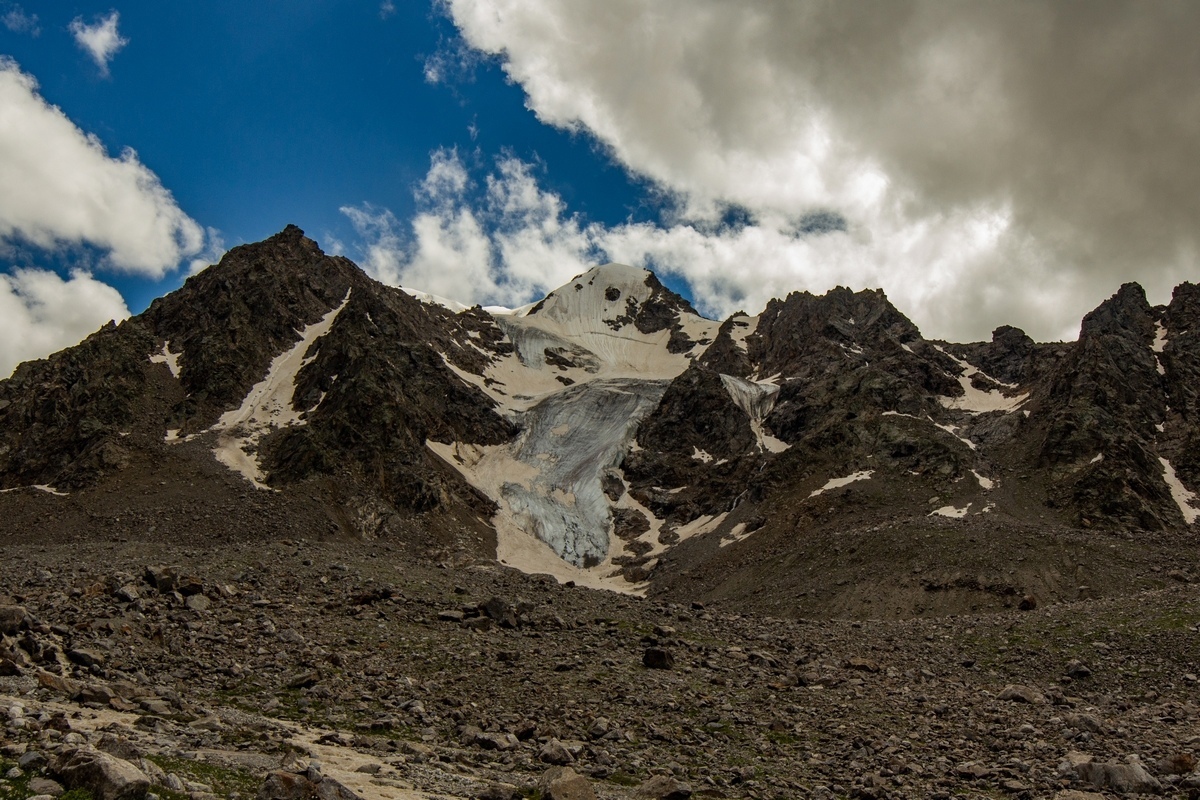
[1035,284,1176,528]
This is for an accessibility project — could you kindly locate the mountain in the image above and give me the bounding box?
[1,225,1197,618]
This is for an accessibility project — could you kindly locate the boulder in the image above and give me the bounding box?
[538,738,574,766]
[54,747,150,800]
[997,684,1044,704]
[643,648,674,670]
[0,606,28,635]
[634,774,693,800]
[538,767,595,800]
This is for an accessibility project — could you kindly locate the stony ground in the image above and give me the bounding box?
[2,532,1200,800]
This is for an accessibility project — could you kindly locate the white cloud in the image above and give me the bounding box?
[0,268,130,378]
[348,152,1092,343]
[69,10,129,76]
[440,0,1200,341]
[2,5,39,36]
[187,227,227,276]
[379,1,396,20]
[0,59,206,278]
[342,150,591,307]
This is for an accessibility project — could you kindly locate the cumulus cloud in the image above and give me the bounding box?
[69,10,129,76]
[0,268,130,378]
[0,59,206,278]
[379,1,396,20]
[2,4,39,36]
[342,150,593,307]
[348,151,1100,341]
[439,0,1200,341]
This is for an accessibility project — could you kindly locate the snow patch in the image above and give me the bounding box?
[1152,322,1168,353]
[883,411,973,450]
[691,447,713,463]
[1159,457,1199,524]
[930,504,970,518]
[934,421,976,451]
[149,341,181,379]
[456,265,719,416]
[402,287,470,313]
[675,512,728,543]
[210,291,351,488]
[728,314,758,353]
[0,484,68,496]
[809,470,874,498]
[972,470,995,490]
[1090,453,1104,464]
[934,345,1027,414]
[720,522,754,548]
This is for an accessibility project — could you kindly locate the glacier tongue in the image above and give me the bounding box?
[504,378,669,567]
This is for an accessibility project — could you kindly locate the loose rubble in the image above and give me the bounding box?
[1,536,1198,799]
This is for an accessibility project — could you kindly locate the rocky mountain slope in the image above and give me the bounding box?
[1,226,1198,619]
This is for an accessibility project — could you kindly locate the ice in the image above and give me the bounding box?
[210,291,351,488]
[1159,457,1199,524]
[719,374,789,453]
[933,345,1027,414]
[809,470,874,498]
[149,341,181,379]
[431,377,669,569]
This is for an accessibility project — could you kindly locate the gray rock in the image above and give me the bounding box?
[0,606,28,635]
[256,771,310,800]
[481,597,518,628]
[184,594,210,612]
[538,766,595,800]
[539,738,574,766]
[1068,754,1162,795]
[997,684,1044,704]
[143,565,178,593]
[633,774,693,800]
[1064,712,1104,733]
[114,585,141,603]
[55,747,151,800]
[1066,659,1092,679]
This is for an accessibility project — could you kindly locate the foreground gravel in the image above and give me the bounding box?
[2,535,1199,799]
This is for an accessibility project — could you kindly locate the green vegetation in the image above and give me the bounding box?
[146,755,260,799]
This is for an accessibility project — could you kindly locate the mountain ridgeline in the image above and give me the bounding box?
[1,225,1197,618]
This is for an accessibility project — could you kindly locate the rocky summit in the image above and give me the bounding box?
[1,225,1198,800]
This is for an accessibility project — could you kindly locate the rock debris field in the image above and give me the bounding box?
[2,537,1200,800]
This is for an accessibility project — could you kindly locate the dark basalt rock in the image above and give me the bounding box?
[1034,283,1177,528]
[635,365,756,459]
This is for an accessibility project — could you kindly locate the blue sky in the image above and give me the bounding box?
[0,1,663,313]
[2,1,1198,375]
